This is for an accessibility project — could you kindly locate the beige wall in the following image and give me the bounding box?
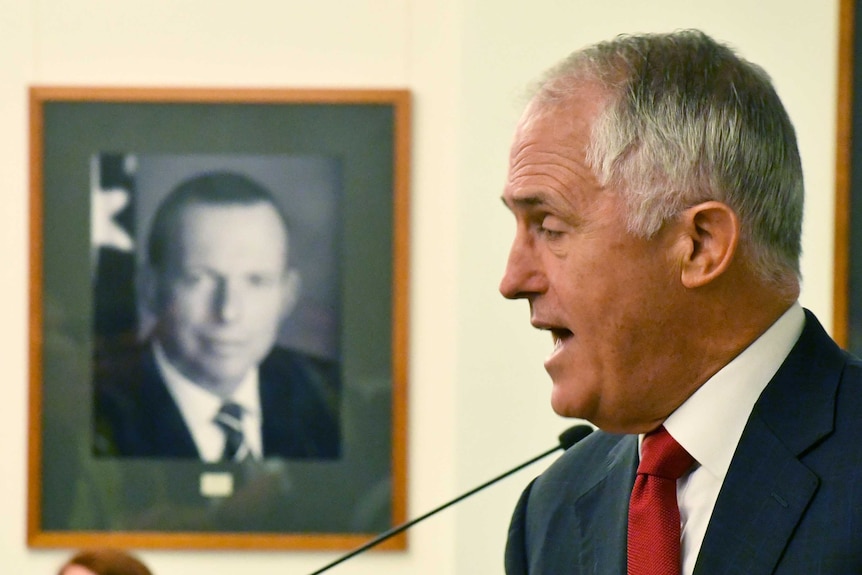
[0,0,840,573]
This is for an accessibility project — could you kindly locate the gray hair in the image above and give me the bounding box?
[532,29,803,286]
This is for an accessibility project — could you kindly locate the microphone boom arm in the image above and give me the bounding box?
[308,424,593,574]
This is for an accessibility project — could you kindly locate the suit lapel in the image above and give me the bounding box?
[140,349,200,457]
[693,416,819,574]
[259,351,295,457]
[573,435,637,574]
[694,311,844,574]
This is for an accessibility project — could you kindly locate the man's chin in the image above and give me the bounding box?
[549,390,583,419]
[548,378,598,420]
[193,365,251,394]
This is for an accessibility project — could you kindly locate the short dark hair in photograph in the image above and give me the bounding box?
[146,171,292,271]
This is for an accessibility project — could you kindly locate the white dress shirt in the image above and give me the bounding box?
[646,302,805,575]
[153,342,264,462]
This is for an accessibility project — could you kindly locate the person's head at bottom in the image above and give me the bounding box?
[58,549,153,575]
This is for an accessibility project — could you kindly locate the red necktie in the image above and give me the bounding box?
[627,426,695,575]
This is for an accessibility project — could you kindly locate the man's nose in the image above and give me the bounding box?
[499,234,546,300]
[214,278,243,322]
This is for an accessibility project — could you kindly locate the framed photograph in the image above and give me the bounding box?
[835,0,859,353]
[27,87,410,550]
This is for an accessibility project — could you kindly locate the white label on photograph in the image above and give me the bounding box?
[200,471,234,498]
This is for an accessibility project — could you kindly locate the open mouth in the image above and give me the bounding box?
[550,328,573,350]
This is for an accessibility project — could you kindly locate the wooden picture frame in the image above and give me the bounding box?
[836,0,858,352]
[27,87,410,551]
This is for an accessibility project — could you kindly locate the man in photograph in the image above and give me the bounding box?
[94,170,341,461]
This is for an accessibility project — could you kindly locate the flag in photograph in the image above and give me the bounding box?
[91,153,138,340]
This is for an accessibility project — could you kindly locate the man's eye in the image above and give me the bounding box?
[181,272,204,285]
[177,271,212,287]
[538,215,566,238]
[248,274,276,287]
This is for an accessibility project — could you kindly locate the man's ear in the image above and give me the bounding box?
[677,201,740,289]
[280,269,302,318]
[137,264,162,314]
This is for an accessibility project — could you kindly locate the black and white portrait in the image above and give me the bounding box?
[90,153,343,462]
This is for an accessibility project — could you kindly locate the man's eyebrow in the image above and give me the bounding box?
[500,192,549,210]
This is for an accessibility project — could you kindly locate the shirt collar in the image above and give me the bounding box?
[662,302,805,480]
[153,341,262,427]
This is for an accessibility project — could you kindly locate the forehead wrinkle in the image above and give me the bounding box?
[507,160,595,211]
[509,165,582,194]
[506,110,601,216]
[510,137,592,180]
[509,138,582,170]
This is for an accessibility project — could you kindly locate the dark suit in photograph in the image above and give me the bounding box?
[94,343,341,460]
[505,310,862,574]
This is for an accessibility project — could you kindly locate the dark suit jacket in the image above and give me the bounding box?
[94,344,341,459]
[506,310,862,574]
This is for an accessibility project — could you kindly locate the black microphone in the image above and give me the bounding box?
[308,424,593,575]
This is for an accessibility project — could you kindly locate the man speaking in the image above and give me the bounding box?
[95,171,340,462]
[500,30,862,574]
